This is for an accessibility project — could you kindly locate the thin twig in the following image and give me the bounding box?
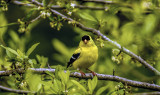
[0,22,18,28]
[51,5,108,10]
[12,1,34,7]
[30,14,42,23]
[74,5,108,10]
[0,68,160,91]
[0,85,35,94]
[13,1,108,10]
[133,92,160,95]
[77,0,131,7]
[77,0,114,4]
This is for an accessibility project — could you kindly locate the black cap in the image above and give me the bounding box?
[82,35,90,41]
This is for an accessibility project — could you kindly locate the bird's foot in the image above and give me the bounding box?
[80,70,86,77]
[90,71,97,76]
[86,69,97,76]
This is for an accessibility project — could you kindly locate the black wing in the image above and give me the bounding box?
[67,53,80,68]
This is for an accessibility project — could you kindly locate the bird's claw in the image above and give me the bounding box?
[91,71,97,76]
[86,69,97,76]
[80,70,86,77]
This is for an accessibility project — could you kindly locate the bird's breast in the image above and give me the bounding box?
[73,46,98,69]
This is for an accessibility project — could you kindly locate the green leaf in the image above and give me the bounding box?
[51,79,62,94]
[116,89,124,95]
[25,70,42,91]
[24,8,38,21]
[45,71,55,79]
[0,45,19,58]
[88,79,92,94]
[26,43,40,56]
[9,31,20,44]
[79,12,97,22]
[17,49,24,58]
[52,39,69,56]
[36,55,48,68]
[143,14,157,34]
[43,0,47,7]
[71,80,87,93]
[48,16,54,21]
[0,13,7,45]
[55,65,64,79]
[0,22,18,28]
[88,76,98,94]
[96,85,109,95]
[58,70,70,85]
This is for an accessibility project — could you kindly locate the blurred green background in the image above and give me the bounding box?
[1,0,160,94]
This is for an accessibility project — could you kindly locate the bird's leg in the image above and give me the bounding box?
[80,70,86,77]
[77,68,86,77]
[86,69,97,76]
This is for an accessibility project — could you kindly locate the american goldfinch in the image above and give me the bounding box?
[67,35,98,76]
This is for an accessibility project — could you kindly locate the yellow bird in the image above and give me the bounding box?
[67,35,98,76]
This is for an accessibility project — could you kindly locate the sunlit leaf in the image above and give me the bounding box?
[24,8,39,21]
[71,80,87,93]
[9,31,20,44]
[25,70,42,91]
[58,70,70,85]
[26,43,40,56]
[36,55,48,68]
[79,12,97,22]
[0,13,7,45]
[52,39,69,56]
[42,0,50,7]
[43,0,47,7]
[17,49,24,57]
[55,65,64,79]
[0,45,19,58]
[51,79,62,94]
[88,76,97,94]
[45,71,55,78]
[143,14,157,34]
[96,85,109,95]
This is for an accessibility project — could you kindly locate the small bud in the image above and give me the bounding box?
[40,11,47,18]
[112,56,116,61]
[46,12,51,17]
[38,6,41,10]
[105,7,108,11]
[112,49,120,55]
[68,21,71,24]
[100,42,104,48]
[71,3,76,8]
[67,11,72,16]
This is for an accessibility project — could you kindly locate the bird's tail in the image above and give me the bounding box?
[67,62,71,68]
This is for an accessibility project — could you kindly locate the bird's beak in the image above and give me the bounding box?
[83,39,88,44]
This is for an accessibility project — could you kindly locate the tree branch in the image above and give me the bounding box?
[12,1,34,7]
[0,68,160,91]
[133,92,160,95]
[30,14,42,23]
[77,0,131,7]
[77,0,114,4]
[0,85,35,94]
[74,5,108,10]
[50,5,108,10]
[12,1,108,10]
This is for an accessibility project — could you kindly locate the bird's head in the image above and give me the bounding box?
[80,35,95,47]
[82,35,90,44]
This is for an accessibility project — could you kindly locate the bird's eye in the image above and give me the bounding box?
[82,35,90,41]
